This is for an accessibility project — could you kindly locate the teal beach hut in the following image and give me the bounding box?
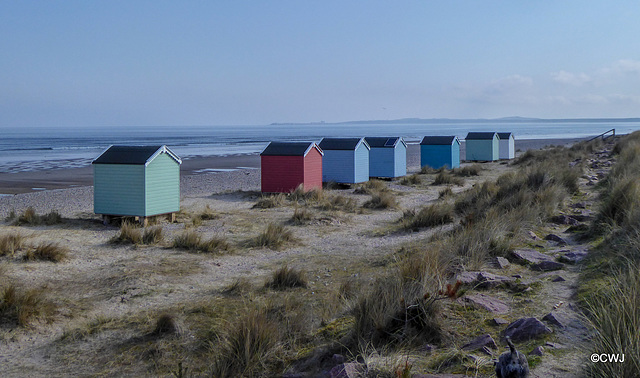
[465,132,499,161]
[364,137,407,178]
[92,145,182,223]
[420,136,460,169]
[318,137,370,184]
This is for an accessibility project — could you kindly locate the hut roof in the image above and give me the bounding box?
[420,136,459,145]
[318,137,370,151]
[497,132,514,139]
[92,145,182,165]
[260,142,323,157]
[466,132,498,140]
[364,137,406,148]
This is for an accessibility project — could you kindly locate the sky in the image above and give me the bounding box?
[2,1,640,127]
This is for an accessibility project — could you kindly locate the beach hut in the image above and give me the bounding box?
[465,132,499,161]
[92,145,181,223]
[420,136,461,169]
[318,137,370,184]
[260,142,323,193]
[364,137,407,178]
[498,132,515,160]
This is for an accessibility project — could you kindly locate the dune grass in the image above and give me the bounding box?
[399,202,455,231]
[363,191,399,210]
[0,232,26,257]
[172,230,232,254]
[23,242,68,262]
[250,223,296,250]
[0,285,55,327]
[432,171,464,186]
[265,265,308,290]
[11,207,63,226]
[399,173,422,186]
[109,223,164,246]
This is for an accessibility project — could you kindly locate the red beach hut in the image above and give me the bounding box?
[260,142,323,193]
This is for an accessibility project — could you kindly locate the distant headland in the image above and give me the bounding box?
[270,116,640,126]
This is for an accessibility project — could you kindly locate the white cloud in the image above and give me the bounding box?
[487,75,533,93]
[551,70,591,86]
[611,59,640,74]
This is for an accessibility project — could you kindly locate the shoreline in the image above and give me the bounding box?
[0,137,585,196]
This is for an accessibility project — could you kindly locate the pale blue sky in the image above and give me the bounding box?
[2,1,640,127]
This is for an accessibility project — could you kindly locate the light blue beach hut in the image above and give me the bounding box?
[498,132,515,159]
[465,132,499,161]
[92,145,182,223]
[364,137,407,178]
[318,137,370,184]
[420,136,461,169]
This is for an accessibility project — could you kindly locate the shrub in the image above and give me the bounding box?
[290,207,312,225]
[0,285,54,327]
[265,265,307,290]
[0,233,26,256]
[251,223,295,250]
[363,192,399,209]
[433,171,464,186]
[23,242,68,262]
[210,309,280,377]
[400,173,422,186]
[253,194,286,209]
[399,203,454,231]
[172,230,202,251]
[109,222,142,245]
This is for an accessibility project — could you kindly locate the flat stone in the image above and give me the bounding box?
[544,234,567,245]
[529,346,545,356]
[550,215,580,226]
[492,317,509,325]
[527,231,539,240]
[462,333,498,351]
[531,260,565,271]
[558,250,588,264]
[455,272,514,288]
[510,249,553,265]
[494,256,510,269]
[463,293,510,314]
[551,275,566,282]
[503,317,552,342]
[542,312,565,328]
[545,342,563,349]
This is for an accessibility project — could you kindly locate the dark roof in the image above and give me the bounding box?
[466,132,498,140]
[364,137,405,148]
[92,145,181,165]
[260,142,322,156]
[420,136,459,145]
[497,132,514,139]
[318,137,369,151]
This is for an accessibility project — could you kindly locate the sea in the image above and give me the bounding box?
[1,120,639,174]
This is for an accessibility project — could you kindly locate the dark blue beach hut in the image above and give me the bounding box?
[466,132,499,161]
[318,137,370,184]
[420,136,461,169]
[364,137,407,178]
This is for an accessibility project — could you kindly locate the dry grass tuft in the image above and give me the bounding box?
[153,313,178,335]
[251,223,296,250]
[109,222,143,245]
[253,193,287,209]
[23,242,68,262]
[290,207,313,225]
[399,203,455,231]
[221,278,253,296]
[265,265,308,290]
[210,309,280,377]
[400,173,422,186]
[354,180,389,194]
[433,171,464,186]
[363,191,399,210]
[452,164,482,177]
[0,232,26,256]
[0,285,55,327]
[142,226,164,245]
[11,207,63,226]
[438,187,453,199]
[318,194,357,212]
[173,230,233,254]
[200,235,234,254]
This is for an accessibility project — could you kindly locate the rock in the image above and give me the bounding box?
[551,275,566,282]
[512,274,523,279]
[455,272,514,288]
[527,231,539,240]
[494,256,510,269]
[570,202,586,209]
[542,312,565,328]
[329,362,365,378]
[545,342,563,349]
[529,346,545,356]
[544,234,567,245]
[531,260,565,271]
[492,317,509,325]
[550,214,580,226]
[503,317,553,342]
[463,293,510,314]
[412,374,468,378]
[558,250,588,264]
[462,333,498,351]
[332,354,345,365]
[510,249,553,265]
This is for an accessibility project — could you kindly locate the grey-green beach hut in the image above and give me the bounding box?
[92,145,182,221]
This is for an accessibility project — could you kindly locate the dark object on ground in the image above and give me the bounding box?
[495,337,530,378]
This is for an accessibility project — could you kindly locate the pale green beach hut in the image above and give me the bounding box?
[465,132,499,161]
[92,145,182,223]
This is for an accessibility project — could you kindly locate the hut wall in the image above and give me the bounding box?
[354,144,370,183]
[421,145,458,169]
[466,139,498,161]
[303,148,323,190]
[93,164,145,216]
[261,156,304,193]
[145,153,181,216]
[369,148,394,178]
[323,150,354,183]
[499,137,515,159]
[394,142,407,177]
